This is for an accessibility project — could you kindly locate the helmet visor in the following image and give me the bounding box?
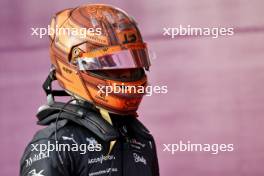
[77,48,150,71]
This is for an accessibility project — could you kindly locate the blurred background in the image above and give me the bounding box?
[1,0,264,175]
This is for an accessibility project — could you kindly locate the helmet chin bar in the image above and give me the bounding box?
[43,67,140,116]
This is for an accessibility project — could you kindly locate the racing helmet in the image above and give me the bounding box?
[48,4,151,115]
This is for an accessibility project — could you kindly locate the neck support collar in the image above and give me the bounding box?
[37,101,119,142]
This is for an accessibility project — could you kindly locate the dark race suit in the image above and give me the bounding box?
[20,102,159,176]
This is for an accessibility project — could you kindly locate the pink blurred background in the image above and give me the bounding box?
[1,0,264,175]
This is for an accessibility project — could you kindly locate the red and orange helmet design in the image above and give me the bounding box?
[48,4,151,115]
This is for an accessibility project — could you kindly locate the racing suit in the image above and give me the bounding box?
[20,102,159,176]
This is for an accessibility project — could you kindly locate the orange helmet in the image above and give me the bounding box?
[47,4,151,115]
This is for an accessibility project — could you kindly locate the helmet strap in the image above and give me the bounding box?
[42,66,69,105]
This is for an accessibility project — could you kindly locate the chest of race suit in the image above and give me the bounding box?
[20,102,159,176]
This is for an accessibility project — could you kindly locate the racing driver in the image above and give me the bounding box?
[20,4,159,176]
